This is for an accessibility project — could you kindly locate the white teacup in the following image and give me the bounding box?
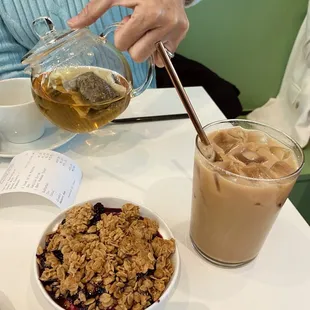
[0,78,45,144]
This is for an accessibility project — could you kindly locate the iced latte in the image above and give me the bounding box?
[190,120,304,267]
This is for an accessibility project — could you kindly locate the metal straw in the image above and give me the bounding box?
[156,41,210,146]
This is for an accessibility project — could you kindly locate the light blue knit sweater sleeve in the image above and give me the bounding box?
[0,15,28,79]
[0,0,199,85]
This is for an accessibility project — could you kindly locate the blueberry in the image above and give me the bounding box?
[89,214,101,227]
[53,250,64,263]
[45,233,56,247]
[95,286,105,296]
[94,203,105,215]
[137,269,154,280]
[39,257,46,269]
[37,253,47,270]
[41,279,54,285]
[89,203,105,226]
[137,273,145,280]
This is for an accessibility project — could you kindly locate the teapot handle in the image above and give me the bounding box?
[100,23,155,97]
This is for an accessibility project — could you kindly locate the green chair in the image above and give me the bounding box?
[179,0,309,223]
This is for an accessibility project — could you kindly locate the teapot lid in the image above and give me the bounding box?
[22,16,87,65]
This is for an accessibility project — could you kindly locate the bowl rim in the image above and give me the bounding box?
[34,196,180,310]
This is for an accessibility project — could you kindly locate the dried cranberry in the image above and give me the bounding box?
[53,250,64,263]
[69,304,78,310]
[64,299,79,310]
[154,232,163,239]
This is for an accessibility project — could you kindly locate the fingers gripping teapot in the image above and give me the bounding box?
[22,17,155,133]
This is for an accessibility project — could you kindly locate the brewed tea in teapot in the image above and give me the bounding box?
[22,17,154,133]
[32,67,131,132]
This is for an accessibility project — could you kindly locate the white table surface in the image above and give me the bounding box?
[0,87,309,310]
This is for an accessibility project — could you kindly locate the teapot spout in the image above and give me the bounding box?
[23,64,41,78]
[23,66,32,76]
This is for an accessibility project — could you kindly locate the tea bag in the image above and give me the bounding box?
[65,72,120,103]
[68,71,122,118]
[47,69,126,119]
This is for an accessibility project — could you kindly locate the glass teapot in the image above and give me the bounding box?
[22,17,155,133]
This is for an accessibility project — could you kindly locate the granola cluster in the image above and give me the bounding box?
[37,202,176,310]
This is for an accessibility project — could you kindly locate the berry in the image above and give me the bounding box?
[53,250,64,263]
[89,203,105,226]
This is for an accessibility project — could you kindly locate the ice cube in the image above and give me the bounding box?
[214,151,224,162]
[270,146,292,161]
[213,161,229,170]
[226,143,246,156]
[234,149,267,165]
[227,127,248,142]
[270,161,295,178]
[212,131,240,153]
[198,142,216,162]
[212,159,245,176]
[247,130,268,144]
[256,146,279,168]
[242,164,274,179]
[224,160,245,175]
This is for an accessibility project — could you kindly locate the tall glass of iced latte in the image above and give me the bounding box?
[190,120,304,267]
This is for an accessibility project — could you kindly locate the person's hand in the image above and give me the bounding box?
[68,0,189,67]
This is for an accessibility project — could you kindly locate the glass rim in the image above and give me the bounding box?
[196,119,305,183]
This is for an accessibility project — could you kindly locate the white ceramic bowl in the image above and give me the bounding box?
[35,197,180,310]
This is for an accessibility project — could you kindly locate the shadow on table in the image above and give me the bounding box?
[55,126,151,180]
[0,193,58,223]
[144,177,249,303]
[171,204,310,288]
[172,213,310,287]
[29,267,211,310]
[0,158,11,165]
[57,117,188,157]
[240,216,310,286]
[93,166,146,193]
[30,264,55,310]
[0,292,16,310]
[67,126,144,158]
